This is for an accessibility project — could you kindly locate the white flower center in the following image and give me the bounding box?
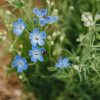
[18,60,23,66]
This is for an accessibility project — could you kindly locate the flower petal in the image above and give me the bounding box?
[40,31,47,39]
[13,18,26,29]
[33,8,40,17]
[40,9,47,17]
[12,60,17,68]
[38,55,44,62]
[23,64,28,70]
[31,28,39,35]
[38,39,45,46]
[17,66,23,73]
[31,56,37,63]
[13,28,23,36]
[32,45,38,50]
[39,18,46,26]
[30,39,37,46]
[46,16,58,24]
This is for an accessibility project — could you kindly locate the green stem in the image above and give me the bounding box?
[22,72,32,88]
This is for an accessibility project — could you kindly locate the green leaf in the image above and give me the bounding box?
[96,33,100,40]
[48,67,57,71]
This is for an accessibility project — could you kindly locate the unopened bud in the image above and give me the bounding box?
[47,35,51,40]
[50,41,54,45]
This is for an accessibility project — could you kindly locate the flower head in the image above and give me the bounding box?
[33,8,47,18]
[12,55,28,73]
[33,7,58,26]
[55,57,70,68]
[29,46,44,63]
[29,28,46,46]
[13,18,26,36]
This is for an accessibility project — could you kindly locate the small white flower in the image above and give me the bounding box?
[60,35,64,41]
[73,65,81,72]
[81,12,94,27]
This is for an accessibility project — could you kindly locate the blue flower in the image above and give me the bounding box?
[55,57,71,68]
[45,16,58,24]
[13,18,26,36]
[12,55,28,73]
[33,8,58,26]
[33,8,47,18]
[29,28,46,46]
[29,46,44,63]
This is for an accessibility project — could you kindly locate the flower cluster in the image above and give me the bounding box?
[81,12,94,27]
[11,7,58,73]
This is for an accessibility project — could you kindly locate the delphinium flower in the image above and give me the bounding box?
[12,55,28,73]
[29,28,47,46]
[55,57,71,68]
[13,18,26,36]
[29,45,44,63]
[33,7,58,26]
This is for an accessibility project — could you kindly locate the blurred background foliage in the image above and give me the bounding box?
[0,0,100,100]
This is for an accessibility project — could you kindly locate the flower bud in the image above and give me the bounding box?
[47,35,51,40]
[50,41,54,45]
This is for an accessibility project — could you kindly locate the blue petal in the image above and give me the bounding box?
[55,57,70,68]
[40,9,47,17]
[33,8,40,17]
[33,8,47,18]
[22,58,28,70]
[31,56,37,63]
[13,28,23,36]
[12,55,22,67]
[30,39,37,46]
[39,18,46,26]
[38,55,44,62]
[12,60,17,68]
[29,50,33,56]
[40,31,46,39]
[13,22,19,28]
[38,39,45,46]
[21,22,26,29]
[55,63,61,68]
[32,45,38,50]
[45,16,58,24]
[13,18,26,29]
[31,28,39,35]
[17,66,23,73]
[23,63,28,70]
[13,18,22,28]
[39,47,45,53]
